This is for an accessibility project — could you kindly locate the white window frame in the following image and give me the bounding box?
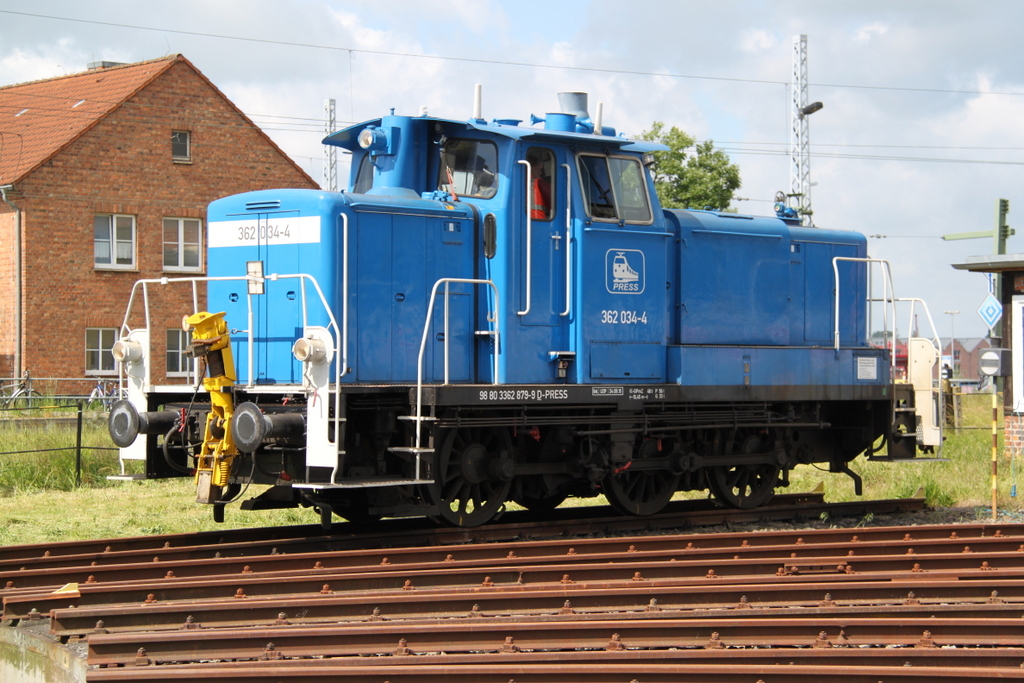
[85,327,118,375]
[94,213,136,269]
[576,153,654,225]
[163,217,203,272]
[166,328,194,377]
[172,130,191,162]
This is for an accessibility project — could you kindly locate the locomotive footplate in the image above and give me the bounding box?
[415,383,891,408]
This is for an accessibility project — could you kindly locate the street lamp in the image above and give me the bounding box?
[944,310,960,376]
[798,101,824,119]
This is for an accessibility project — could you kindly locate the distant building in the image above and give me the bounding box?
[942,337,991,382]
[0,55,318,387]
[872,336,990,384]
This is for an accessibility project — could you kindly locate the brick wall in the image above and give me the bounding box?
[12,59,317,389]
[1006,413,1024,458]
[0,209,15,378]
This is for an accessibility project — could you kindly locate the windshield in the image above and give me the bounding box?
[438,139,499,199]
[353,154,373,193]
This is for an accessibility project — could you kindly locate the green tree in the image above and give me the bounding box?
[636,121,741,211]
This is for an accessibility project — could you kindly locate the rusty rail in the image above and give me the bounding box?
[8,496,1024,681]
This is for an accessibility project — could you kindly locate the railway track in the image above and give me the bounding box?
[7,494,1024,681]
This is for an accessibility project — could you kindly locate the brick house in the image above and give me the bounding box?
[0,55,318,390]
[941,337,991,382]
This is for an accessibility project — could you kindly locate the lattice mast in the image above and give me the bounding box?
[323,99,338,192]
[789,34,814,226]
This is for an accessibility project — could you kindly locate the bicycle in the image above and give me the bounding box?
[1,370,43,411]
[87,379,124,412]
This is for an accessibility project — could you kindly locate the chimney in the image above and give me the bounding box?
[87,61,127,71]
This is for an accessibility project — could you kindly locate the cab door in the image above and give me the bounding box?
[511,145,572,380]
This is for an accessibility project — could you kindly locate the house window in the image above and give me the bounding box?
[85,328,118,374]
[166,329,193,377]
[94,214,136,268]
[163,217,203,271]
[172,130,191,161]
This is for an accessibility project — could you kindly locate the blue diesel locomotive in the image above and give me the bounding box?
[108,91,942,526]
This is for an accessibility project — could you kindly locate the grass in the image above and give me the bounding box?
[785,392,1011,510]
[0,420,122,495]
[0,393,1017,546]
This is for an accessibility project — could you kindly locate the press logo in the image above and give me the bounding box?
[606,249,644,294]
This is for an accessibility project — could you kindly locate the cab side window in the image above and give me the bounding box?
[525,147,555,221]
[609,157,652,222]
[579,154,652,223]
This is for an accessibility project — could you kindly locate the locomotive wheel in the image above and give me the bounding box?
[513,491,568,512]
[513,430,569,512]
[708,432,779,509]
[603,439,679,516]
[427,426,512,527]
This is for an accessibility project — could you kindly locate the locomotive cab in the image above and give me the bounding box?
[107,89,943,527]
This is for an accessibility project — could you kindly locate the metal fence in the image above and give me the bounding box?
[0,399,117,487]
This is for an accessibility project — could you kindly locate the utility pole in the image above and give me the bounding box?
[942,199,1012,338]
[323,98,338,192]
[789,34,823,226]
[944,310,960,376]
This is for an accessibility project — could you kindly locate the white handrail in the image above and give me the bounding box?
[832,257,894,366]
[246,278,255,387]
[117,272,345,387]
[517,159,532,316]
[560,162,572,318]
[413,277,500,452]
[340,212,349,378]
[895,297,942,353]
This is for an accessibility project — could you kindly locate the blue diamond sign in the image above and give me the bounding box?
[978,293,1003,329]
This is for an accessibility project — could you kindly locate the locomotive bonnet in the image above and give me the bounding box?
[107,88,944,526]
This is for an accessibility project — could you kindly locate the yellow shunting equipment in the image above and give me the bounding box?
[184,311,238,504]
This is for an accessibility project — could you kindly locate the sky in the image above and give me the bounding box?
[1,0,1022,341]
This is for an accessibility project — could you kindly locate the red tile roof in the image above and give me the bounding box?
[0,55,179,185]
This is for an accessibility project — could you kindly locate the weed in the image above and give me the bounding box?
[0,393,1016,546]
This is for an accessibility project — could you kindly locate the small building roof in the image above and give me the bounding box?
[957,337,990,353]
[951,254,1024,273]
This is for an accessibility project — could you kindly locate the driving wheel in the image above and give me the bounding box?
[426,426,512,527]
[709,431,779,509]
[603,439,679,516]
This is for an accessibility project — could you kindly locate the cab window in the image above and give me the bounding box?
[525,147,555,221]
[579,154,652,223]
[438,139,498,199]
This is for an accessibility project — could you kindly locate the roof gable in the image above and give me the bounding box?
[0,56,179,185]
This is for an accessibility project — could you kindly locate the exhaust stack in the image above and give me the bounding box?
[557,92,589,119]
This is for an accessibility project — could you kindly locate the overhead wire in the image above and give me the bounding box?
[4,8,1024,173]
[3,9,1024,99]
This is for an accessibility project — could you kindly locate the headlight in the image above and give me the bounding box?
[292,337,327,365]
[358,127,387,151]
[112,339,144,364]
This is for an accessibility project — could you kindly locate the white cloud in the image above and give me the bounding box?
[853,21,889,43]
[740,29,777,54]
